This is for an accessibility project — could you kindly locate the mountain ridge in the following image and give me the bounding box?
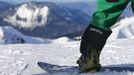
[0,1,90,39]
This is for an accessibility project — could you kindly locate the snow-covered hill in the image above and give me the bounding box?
[0,26,47,44]
[0,1,90,39]
[109,16,134,39]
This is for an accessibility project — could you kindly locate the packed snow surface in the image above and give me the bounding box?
[1,38,134,75]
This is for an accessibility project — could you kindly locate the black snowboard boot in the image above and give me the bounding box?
[77,25,112,73]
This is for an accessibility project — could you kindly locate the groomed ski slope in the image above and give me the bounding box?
[1,37,134,75]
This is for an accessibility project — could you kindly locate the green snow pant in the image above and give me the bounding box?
[91,0,134,31]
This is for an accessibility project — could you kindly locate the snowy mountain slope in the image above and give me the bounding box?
[1,37,134,75]
[59,1,133,17]
[0,1,90,39]
[1,1,133,39]
[0,1,13,11]
[0,26,47,44]
[58,1,97,16]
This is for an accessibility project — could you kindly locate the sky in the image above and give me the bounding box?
[0,0,94,4]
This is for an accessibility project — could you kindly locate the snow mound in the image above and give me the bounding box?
[109,16,134,39]
[4,3,49,29]
[53,37,71,43]
[0,26,47,44]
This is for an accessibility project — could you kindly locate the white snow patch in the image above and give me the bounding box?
[53,37,72,44]
[4,3,49,29]
[0,27,4,39]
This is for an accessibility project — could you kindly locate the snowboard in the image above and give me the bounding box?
[37,62,134,74]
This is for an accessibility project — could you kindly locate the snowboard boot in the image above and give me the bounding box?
[77,25,112,73]
[77,49,101,73]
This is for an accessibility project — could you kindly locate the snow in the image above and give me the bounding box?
[0,26,47,44]
[1,38,134,75]
[2,15,134,74]
[109,16,134,39]
[52,37,72,44]
[1,6,134,75]
[0,27,4,39]
[4,3,49,29]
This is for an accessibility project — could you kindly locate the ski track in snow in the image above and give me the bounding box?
[0,39,134,75]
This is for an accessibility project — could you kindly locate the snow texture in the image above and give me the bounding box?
[1,37,134,75]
